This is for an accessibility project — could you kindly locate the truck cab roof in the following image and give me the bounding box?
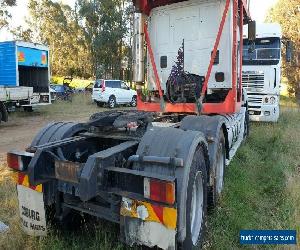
[243,23,282,39]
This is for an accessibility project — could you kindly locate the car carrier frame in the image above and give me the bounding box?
[8,0,253,249]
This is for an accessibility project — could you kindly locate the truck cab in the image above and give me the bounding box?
[242,23,282,122]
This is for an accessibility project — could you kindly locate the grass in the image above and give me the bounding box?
[0,95,299,249]
[206,101,300,249]
[8,93,133,122]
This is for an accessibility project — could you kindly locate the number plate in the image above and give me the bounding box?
[17,185,47,236]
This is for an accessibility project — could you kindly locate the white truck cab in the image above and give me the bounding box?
[242,23,282,122]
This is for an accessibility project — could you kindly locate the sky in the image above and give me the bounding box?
[0,0,278,41]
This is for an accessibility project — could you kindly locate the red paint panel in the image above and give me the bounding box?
[151,205,164,224]
[18,173,26,185]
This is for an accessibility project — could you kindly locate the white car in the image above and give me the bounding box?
[92,80,137,108]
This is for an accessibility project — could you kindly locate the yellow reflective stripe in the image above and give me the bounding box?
[22,175,30,187]
[142,202,161,223]
[120,199,177,230]
[163,207,177,230]
[17,173,43,193]
[35,184,43,193]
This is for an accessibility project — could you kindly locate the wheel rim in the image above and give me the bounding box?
[132,98,137,106]
[109,98,115,107]
[190,171,204,245]
[216,143,225,194]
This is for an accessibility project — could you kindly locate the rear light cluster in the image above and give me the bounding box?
[7,151,33,171]
[144,178,175,205]
[101,80,105,92]
[7,153,24,171]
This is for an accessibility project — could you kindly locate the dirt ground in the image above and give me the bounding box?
[0,115,55,153]
[0,95,100,162]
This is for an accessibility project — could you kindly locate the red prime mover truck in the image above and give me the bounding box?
[7,0,254,249]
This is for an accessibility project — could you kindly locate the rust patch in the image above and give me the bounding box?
[55,160,81,183]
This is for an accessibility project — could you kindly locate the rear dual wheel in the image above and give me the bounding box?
[213,131,226,206]
[29,122,87,227]
[181,131,226,249]
[244,108,250,139]
[180,146,208,249]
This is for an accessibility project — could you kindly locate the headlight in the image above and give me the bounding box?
[264,97,269,104]
[270,96,276,104]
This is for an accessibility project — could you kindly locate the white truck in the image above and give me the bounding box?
[0,86,33,122]
[0,41,51,122]
[242,23,282,122]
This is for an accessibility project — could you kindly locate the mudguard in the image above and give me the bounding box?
[29,122,87,148]
[180,115,228,187]
[125,127,209,245]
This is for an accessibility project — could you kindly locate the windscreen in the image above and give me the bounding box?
[243,37,281,65]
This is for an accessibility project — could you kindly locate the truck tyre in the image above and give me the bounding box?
[180,146,208,249]
[28,122,87,229]
[108,96,116,108]
[210,130,226,207]
[244,108,250,139]
[28,122,86,149]
[0,102,8,122]
[130,96,137,107]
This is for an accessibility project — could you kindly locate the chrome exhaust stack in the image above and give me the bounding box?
[132,12,145,84]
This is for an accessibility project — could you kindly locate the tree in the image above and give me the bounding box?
[12,0,133,80]
[77,0,132,79]
[266,0,300,102]
[18,0,93,78]
[11,26,33,42]
[0,0,16,30]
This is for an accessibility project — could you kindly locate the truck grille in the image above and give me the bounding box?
[248,96,263,104]
[242,72,264,92]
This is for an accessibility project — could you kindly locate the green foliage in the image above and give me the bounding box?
[77,0,132,79]
[0,0,16,30]
[20,0,93,78]
[266,0,300,102]
[206,106,300,249]
[11,0,133,81]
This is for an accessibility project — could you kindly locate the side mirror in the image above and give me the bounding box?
[248,21,256,42]
[286,40,293,63]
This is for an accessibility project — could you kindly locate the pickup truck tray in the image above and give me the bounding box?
[0,86,33,102]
